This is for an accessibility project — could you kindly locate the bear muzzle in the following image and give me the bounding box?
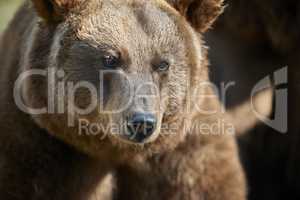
[125,112,157,143]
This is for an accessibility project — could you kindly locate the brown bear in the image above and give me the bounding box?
[0,0,246,199]
[205,0,299,199]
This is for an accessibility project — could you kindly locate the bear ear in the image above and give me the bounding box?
[166,0,224,33]
[31,0,81,23]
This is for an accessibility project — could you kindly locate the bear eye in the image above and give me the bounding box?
[102,54,120,69]
[155,60,170,72]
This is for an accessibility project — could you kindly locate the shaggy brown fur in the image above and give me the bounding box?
[0,0,246,199]
[205,0,299,199]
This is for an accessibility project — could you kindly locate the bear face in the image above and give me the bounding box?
[20,0,223,160]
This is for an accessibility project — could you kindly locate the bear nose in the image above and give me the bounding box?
[126,113,157,143]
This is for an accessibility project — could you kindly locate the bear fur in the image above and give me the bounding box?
[0,0,246,199]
